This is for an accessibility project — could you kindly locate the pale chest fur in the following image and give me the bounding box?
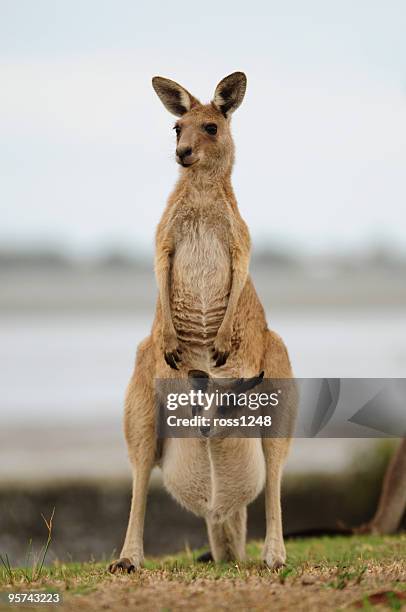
[170,196,232,347]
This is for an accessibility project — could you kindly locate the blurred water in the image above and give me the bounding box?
[1,308,405,425]
[0,308,405,481]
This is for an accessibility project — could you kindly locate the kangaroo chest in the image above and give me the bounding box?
[170,205,231,346]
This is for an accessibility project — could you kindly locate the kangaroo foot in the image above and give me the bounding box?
[108,557,137,574]
[197,551,214,563]
[262,543,286,571]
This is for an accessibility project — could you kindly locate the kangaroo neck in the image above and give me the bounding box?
[177,167,234,198]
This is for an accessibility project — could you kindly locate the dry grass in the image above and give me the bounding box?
[0,535,405,611]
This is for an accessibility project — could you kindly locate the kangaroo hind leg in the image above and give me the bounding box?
[109,337,156,573]
[206,506,247,562]
[261,330,297,570]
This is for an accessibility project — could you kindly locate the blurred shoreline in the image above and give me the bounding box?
[1,247,406,312]
[0,440,401,564]
[1,248,405,484]
[0,420,378,486]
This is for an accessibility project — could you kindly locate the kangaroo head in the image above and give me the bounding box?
[152,72,247,173]
[187,369,264,438]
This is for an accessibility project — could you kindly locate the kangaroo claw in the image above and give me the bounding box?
[108,558,136,574]
[164,351,180,370]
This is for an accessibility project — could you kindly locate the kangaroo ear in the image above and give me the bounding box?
[213,72,247,117]
[152,76,200,117]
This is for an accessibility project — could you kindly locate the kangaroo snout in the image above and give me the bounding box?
[176,146,194,166]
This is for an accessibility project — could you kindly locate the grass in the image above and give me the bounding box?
[0,508,55,586]
[0,535,405,610]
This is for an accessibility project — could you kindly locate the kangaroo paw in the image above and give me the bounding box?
[108,557,137,574]
[262,544,286,571]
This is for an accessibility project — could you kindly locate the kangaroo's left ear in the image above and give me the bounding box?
[213,72,247,117]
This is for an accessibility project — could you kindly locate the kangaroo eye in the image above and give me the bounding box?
[204,123,217,135]
[174,125,181,137]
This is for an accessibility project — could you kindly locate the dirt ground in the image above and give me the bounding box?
[1,536,405,611]
[60,567,405,611]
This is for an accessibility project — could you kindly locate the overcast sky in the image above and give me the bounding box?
[1,0,406,256]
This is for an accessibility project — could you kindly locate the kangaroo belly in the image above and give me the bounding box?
[161,438,265,519]
[171,230,231,348]
[209,439,266,515]
[162,438,212,516]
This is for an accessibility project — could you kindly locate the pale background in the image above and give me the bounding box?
[1,0,406,483]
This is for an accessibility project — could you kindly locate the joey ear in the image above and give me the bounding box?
[231,371,264,393]
[213,72,247,117]
[152,76,200,116]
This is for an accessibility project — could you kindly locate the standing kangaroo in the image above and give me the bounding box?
[109,72,296,573]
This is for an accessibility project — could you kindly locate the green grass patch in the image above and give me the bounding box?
[1,534,404,592]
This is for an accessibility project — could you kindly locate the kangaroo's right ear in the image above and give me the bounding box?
[152,77,200,116]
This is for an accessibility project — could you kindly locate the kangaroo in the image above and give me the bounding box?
[357,439,406,534]
[109,72,296,574]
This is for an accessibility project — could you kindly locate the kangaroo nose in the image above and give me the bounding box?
[200,426,210,437]
[177,146,192,161]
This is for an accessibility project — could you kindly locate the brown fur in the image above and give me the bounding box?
[109,73,296,574]
[357,439,406,534]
